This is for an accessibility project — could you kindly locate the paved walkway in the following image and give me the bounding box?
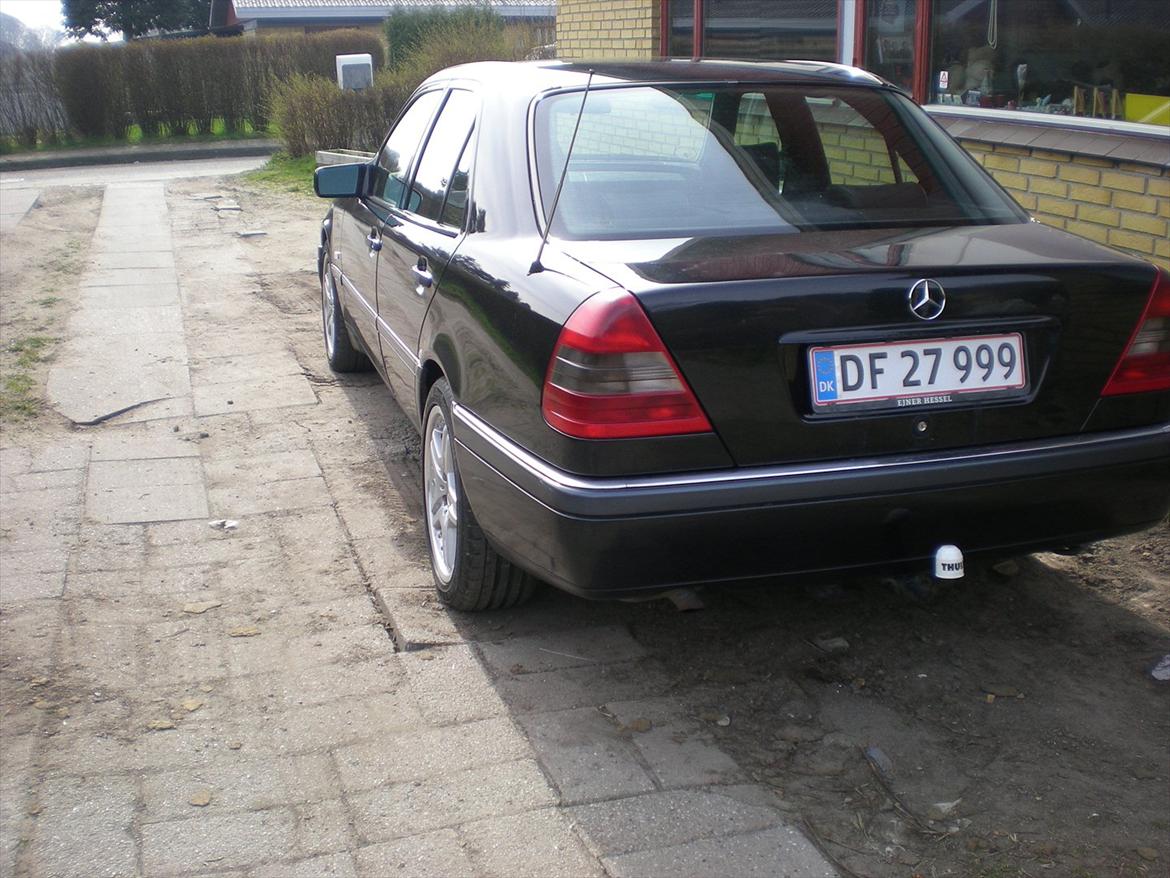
[0,180,836,877]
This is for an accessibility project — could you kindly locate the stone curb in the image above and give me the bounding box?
[0,139,281,172]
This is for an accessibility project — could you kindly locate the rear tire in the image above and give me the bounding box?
[321,261,367,373]
[423,378,535,611]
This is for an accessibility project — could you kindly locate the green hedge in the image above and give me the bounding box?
[273,16,538,156]
[47,30,385,141]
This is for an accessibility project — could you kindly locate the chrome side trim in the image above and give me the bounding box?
[453,403,1170,495]
[378,315,421,371]
[337,270,421,371]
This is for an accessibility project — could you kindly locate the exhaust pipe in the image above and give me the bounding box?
[933,544,965,580]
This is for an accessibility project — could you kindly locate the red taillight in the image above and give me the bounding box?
[542,289,713,439]
[1102,268,1170,396]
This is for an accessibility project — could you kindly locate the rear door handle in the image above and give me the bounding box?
[411,258,433,295]
[366,229,382,254]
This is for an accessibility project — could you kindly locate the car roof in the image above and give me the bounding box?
[424,58,887,93]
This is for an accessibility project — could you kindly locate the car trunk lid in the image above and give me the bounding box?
[561,222,1161,467]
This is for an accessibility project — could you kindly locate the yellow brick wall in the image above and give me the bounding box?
[556,0,659,60]
[958,140,1170,269]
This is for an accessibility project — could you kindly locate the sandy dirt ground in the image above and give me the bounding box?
[2,174,1166,878]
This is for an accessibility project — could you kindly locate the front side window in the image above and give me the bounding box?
[534,84,1026,240]
[371,90,443,207]
[409,89,478,224]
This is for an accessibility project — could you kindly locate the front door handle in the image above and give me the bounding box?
[411,258,433,296]
[366,229,382,254]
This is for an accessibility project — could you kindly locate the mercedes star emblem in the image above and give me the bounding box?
[908,278,946,321]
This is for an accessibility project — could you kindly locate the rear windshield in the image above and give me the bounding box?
[533,84,1027,240]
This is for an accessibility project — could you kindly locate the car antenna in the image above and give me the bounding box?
[530,69,594,275]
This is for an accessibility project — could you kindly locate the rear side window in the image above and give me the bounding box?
[534,84,1027,240]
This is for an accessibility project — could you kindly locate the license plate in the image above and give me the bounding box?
[809,333,1027,411]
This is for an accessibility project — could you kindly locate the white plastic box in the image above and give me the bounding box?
[335,53,373,91]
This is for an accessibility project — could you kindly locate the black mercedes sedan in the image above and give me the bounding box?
[315,59,1170,610]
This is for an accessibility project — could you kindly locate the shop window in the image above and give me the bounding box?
[704,0,838,61]
[928,0,1170,123]
[667,0,838,61]
[864,0,919,94]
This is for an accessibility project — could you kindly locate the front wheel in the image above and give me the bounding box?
[321,261,367,372]
[423,378,534,610]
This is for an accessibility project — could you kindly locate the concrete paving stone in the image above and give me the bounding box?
[0,186,38,231]
[69,304,184,337]
[147,513,279,547]
[235,692,424,756]
[401,645,509,725]
[81,266,179,287]
[354,829,476,878]
[335,715,530,793]
[0,485,82,521]
[48,331,192,426]
[87,481,209,525]
[222,622,391,679]
[3,467,84,493]
[462,807,604,878]
[331,492,401,543]
[147,532,282,568]
[0,740,34,878]
[373,585,464,650]
[139,623,232,686]
[601,825,836,878]
[141,753,335,821]
[142,807,297,875]
[232,655,402,713]
[355,536,431,587]
[28,443,90,472]
[81,284,182,310]
[607,698,746,789]
[349,759,556,843]
[189,350,306,386]
[290,800,360,859]
[92,250,177,270]
[479,625,648,677]
[39,720,248,775]
[0,599,60,673]
[193,374,318,417]
[0,551,67,602]
[86,456,208,526]
[184,329,284,359]
[204,449,322,488]
[518,707,656,805]
[207,475,332,517]
[59,619,143,689]
[29,774,137,878]
[566,788,782,857]
[268,506,352,556]
[251,852,358,878]
[91,434,200,462]
[244,592,379,632]
[86,456,197,505]
[63,570,141,600]
[0,509,79,555]
[493,660,672,715]
[91,232,174,253]
[0,445,32,476]
[74,523,148,572]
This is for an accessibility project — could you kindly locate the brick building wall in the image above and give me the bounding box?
[953,141,1169,269]
[556,0,658,60]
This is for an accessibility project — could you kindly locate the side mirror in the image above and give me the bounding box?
[314,162,367,199]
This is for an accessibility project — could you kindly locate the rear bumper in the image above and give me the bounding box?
[453,406,1170,598]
